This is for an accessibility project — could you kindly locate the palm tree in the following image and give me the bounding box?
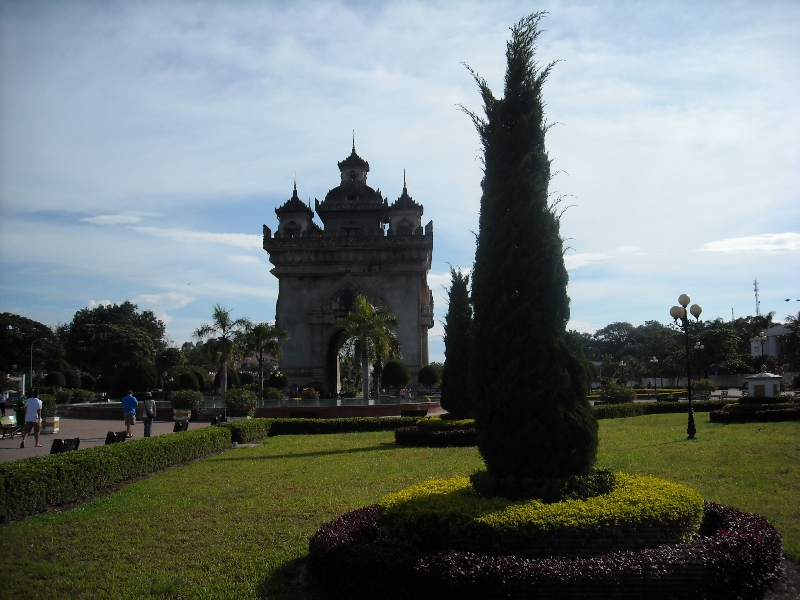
[335,294,400,401]
[193,304,250,402]
[239,322,289,400]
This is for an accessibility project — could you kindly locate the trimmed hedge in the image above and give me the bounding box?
[594,400,729,420]
[416,417,476,431]
[0,427,232,523]
[378,474,704,559]
[216,418,272,444]
[267,417,416,436]
[308,501,783,600]
[710,405,800,424]
[395,426,477,447]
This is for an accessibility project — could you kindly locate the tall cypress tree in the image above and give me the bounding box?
[440,266,473,418]
[466,13,598,481]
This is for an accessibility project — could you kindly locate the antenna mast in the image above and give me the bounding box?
[753,277,761,317]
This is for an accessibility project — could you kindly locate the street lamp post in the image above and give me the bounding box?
[670,294,702,440]
[649,356,658,393]
[29,338,46,395]
[618,361,626,386]
[755,331,767,363]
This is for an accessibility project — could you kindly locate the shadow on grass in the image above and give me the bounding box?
[258,556,329,600]
[215,442,397,462]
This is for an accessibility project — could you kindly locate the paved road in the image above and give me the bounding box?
[0,417,210,463]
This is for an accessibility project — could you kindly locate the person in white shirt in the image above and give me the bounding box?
[21,389,43,448]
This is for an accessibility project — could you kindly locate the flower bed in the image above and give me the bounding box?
[308,501,783,600]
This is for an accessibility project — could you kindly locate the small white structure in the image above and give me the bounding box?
[750,324,789,358]
[745,368,783,398]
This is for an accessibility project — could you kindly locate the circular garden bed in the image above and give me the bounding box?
[308,475,784,600]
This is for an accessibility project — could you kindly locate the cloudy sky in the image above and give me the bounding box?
[1,0,798,362]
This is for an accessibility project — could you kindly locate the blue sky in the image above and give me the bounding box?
[1,0,798,362]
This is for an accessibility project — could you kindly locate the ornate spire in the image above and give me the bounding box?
[403,169,407,193]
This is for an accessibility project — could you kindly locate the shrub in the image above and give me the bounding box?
[0,427,232,523]
[263,386,283,400]
[61,369,81,389]
[309,502,782,600]
[39,394,57,418]
[80,373,96,391]
[170,389,203,411]
[268,371,289,389]
[394,426,477,447]
[225,388,256,417]
[470,468,616,503]
[693,379,716,392]
[416,417,476,431]
[214,367,240,390]
[300,387,320,400]
[71,389,94,404]
[378,474,703,559]
[418,364,440,394]
[599,381,637,403]
[238,371,256,386]
[267,417,415,437]
[177,371,200,391]
[114,358,158,395]
[44,371,66,387]
[441,268,473,419]
[381,359,411,392]
[54,389,73,405]
[215,418,271,443]
[710,405,800,424]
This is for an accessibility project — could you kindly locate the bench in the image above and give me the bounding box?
[400,409,428,418]
[719,390,728,400]
[105,431,127,444]
[198,407,227,423]
[1,414,22,439]
[699,391,711,400]
[173,420,189,432]
[50,437,81,454]
[740,390,750,398]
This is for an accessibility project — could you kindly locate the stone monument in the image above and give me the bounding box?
[263,143,434,394]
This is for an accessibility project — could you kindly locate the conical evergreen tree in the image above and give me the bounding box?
[466,13,598,481]
[440,266,473,417]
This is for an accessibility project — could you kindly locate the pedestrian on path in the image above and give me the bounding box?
[0,390,7,416]
[20,389,42,449]
[141,392,156,438]
[121,390,138,438]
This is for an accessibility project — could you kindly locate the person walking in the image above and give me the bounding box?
[121,390,138,438]
[20,389,42,448]
[0,390,7,417]
[141,392,156,438]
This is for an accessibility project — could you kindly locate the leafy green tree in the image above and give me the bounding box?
[780,312,800,372]
[239,322,288,401]
[335,295,400,401]
[418,364,441,394]
[381,359,410,394]
[113,358,158,394]
[194,305,250,401]
[440,267,473,417]
[0,312,65,377]
[155,348,185,388]
[465,13,598,481]
[592,322,637,361]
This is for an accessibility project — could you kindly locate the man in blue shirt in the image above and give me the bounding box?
[121,390,138,438]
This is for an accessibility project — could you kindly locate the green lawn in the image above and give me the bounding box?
[0,414,797,599]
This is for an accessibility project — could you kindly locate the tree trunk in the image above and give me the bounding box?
[221,360,227,402]
[361,337,369,401]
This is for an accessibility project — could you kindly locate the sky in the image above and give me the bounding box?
[1,0,798,363]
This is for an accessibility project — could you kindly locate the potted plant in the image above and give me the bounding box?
[224,389,257,420]
[40,393,59,434]
[170,389,202,421]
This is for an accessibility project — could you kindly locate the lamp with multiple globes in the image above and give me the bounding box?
[649,356,658,393]
[670,294,702,440]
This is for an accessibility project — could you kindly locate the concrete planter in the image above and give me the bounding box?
[172,409,192,421]
[42,416,60,434]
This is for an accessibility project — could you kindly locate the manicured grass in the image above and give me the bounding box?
[597,413,800,562]
[0,414,797,599]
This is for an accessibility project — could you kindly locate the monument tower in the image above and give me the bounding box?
[263,143,434,393]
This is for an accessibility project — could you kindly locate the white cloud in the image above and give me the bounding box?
[87,299,112,308]
[82,211,161,225]
[133,291,194,310]
[565,247,639,270]
[130,226,261,250]
[229,255,261,265]
[700,233,800,254]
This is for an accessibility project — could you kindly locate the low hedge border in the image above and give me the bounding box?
[0,417,417,523]
[709,406,800,424]
[0,427,232,523]
[308,501,783,600]
[594,400,729,420]
[394,426,478,447]
[378,474,704,559]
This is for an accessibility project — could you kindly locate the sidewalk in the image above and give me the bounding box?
[0,417,210,464]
